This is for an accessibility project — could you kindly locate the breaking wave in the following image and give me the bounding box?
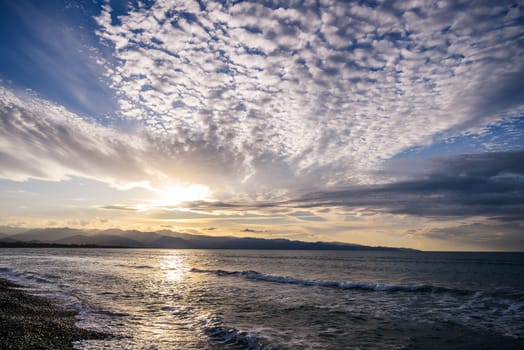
[190,268,472,295]
[203,324,276,350]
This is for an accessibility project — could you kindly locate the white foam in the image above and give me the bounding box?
[190,268,450,293]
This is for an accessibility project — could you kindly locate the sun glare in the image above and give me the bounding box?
[152,184,210,207]
[160,254,186,282]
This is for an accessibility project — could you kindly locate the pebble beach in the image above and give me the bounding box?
[0,278,109,350]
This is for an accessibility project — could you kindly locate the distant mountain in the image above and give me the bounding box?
[53,234,143,247]
[0,241,114,248]
[8,228,87,242]
[148,236,194,248]
[0,226,28,235]
[0,232,18,243]
[0,228,415,251]
[95,229,164,243]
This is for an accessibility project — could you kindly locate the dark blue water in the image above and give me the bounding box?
[0,249,523,349]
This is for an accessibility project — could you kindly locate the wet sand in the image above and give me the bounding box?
[0,278,110,349]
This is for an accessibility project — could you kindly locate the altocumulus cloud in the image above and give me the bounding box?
[0,0,523,204]
[94,0,524,188]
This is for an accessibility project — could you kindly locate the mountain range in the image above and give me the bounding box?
[0,227,413,251]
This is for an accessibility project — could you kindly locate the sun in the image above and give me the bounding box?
[151,184,211,207]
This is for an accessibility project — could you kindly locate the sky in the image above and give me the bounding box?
[0,0,523,251]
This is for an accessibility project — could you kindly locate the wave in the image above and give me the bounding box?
[0,267,60,285]
[190,268,472,295]
[115,264,154,269]
[0,266,19,278]
[0,266,21,277]
[200,312,277,350]
[204,325,276,350]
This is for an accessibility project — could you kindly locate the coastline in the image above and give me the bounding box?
[0,278,110,349]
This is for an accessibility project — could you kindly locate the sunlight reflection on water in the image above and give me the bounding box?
[159,253,187,282]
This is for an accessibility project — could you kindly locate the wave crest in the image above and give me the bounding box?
[190,268,470,294]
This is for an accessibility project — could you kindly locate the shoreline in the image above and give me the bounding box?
[0,278,110,349]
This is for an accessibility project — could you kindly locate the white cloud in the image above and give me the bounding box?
[0,86,149,187]
[0,85,249,198]
[91,1,523,191]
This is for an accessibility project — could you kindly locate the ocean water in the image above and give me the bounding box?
[0,249,523,349]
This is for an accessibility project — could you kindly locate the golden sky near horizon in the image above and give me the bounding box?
[1,0,523,251]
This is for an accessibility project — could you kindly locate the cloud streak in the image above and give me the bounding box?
[183,150,524,223]
[424,222,524,250]
[0,86,246,194]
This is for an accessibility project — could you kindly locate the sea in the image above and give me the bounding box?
[0,249,523,349]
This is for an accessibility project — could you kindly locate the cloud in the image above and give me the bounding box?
[184,150,524,223]
[92,0,524,190]
[241,228,267,233]
[288,211,327,222]
[425,222,524,250]
[291,151,524,221]
[0,85,247,195]
[0,87,149,187]
[0,1,115,117]
[98,205,138,211]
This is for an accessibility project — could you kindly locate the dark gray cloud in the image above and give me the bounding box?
[241,228,267,233]
[425,222,524,251]
[291,151,524,221]
[185,151,524,223]
[99,205,137,211]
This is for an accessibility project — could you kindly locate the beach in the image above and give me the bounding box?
[0,278,109,350]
